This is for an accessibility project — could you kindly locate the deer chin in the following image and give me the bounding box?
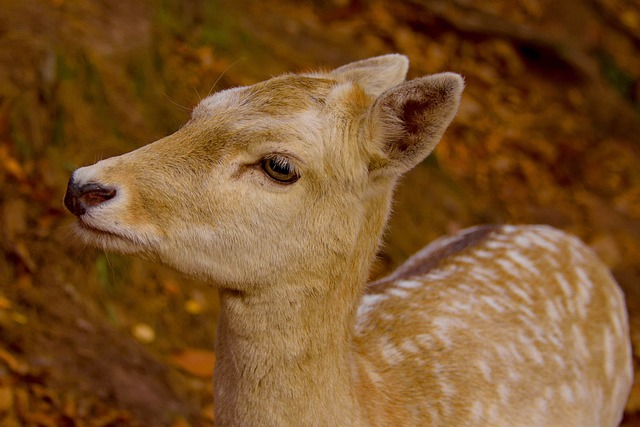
[73,216,160,255]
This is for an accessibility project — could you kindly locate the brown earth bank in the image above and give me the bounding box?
[0,0,639,425]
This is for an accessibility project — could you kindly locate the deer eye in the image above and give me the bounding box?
[261,156,300,184]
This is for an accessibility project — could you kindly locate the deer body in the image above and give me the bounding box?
[64,55,632,426]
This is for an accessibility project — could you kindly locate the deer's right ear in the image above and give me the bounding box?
[331,54,409,97]
[367,73,464,177]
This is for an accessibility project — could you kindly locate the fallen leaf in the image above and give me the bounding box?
[626,377,640,413]
[13,242,36,272]
[185,299,203,315]
[171,416,191,427]
[0,146,26,181]
[162,279,181,295]
[131,323,155,344]
[0,349,28,375]
[0,386,14,413]
[589,233,622,268]
[10,312,27,325]
[170,349,215,378]
[201,403,215,422]
[0,295,12,310]
[23,413,57,427]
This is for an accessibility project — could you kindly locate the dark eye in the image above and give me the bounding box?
[261,156,300,184]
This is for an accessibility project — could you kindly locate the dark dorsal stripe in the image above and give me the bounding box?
[367,225,501,294]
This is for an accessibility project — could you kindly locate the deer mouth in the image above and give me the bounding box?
[73,216,155,255]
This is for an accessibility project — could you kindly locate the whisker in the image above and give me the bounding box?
[162,92,192,112]
[206,57,246,98]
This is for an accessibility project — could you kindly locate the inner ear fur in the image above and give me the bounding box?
[367,72,464,176]
[331,54,409,97]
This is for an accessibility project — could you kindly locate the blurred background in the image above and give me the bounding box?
[0,0,639,425]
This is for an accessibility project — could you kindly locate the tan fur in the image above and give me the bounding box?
[64,54,632,426]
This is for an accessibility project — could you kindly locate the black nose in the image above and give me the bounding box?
[64,177,117,217]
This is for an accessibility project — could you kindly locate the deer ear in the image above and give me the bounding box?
[331,54,409,96]
[367,72,464,176]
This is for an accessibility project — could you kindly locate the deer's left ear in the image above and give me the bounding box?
[367,72,464,176]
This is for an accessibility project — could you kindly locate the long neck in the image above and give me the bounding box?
[213,273,363,426]
[212,186,395,426]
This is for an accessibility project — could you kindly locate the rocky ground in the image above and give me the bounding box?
[0,0,639,425]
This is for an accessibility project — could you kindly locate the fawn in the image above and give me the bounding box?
[64,55,632,426]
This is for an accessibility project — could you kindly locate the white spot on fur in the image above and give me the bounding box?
[457,284,476,295]
[572,324,589,357]
[477,359,492,381]
[470,401,484,421]
[361,358,383,386]
[500,225,516,233]
[507,251,539,276]
[387,288,410,299]
[495,258,519,277]
[444,300,473,314]
[575,267,593,290]
[497,383,510,402]
[561,383,575,403]
[517,333,544,365]
[379,312,394,322]
[416,333,436,349]
[522,230,558,253]
[507,342,525,363]
[425,269,455,281]
[506,366,522,382]
[432,317,467,348]
[455,255,479,265]
[555,271,574,298]
[509,285,534,305]
[544,386,555,400]
[553,353,566,369]
[546,299,561,322]
[481,295,505,313]
[534,396,548,412]
[485,240,511,250]
[380,336,404,365]
[357,293,388,319]
[610,311,623,337]
[603,327,614,379]
[486,403,498,421]
[471,266,499,282]
[396,280,422,289]
[495,344,510,361]
[400,339,420,355]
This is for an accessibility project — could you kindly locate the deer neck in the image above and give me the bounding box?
[212,189,393,426]
[214,271,365,426]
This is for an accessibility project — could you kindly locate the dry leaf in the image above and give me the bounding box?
[0,386,14,413]
[0,147,26,182]
[163,279,181,295]
[201,403,215,422]
[131,323,155,344]
[171,416,192,427]
[10,312,27,325]
[13,242,36,272]
[170,349,215,378]
[23,413,58,427]
[0,349,28,375]
[185,299,204,315]
[0,295,12,310]
[626,377,640,413]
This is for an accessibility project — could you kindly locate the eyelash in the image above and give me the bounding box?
[260,155,300,184]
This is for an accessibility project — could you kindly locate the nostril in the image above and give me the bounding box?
[64,178,117,217]
[78,183,117,207]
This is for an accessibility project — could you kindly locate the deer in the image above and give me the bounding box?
[63,54,632,426]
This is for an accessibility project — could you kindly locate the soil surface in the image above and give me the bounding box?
[0,0,639,425]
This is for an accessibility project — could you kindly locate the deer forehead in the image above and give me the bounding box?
[189,74,374,181]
